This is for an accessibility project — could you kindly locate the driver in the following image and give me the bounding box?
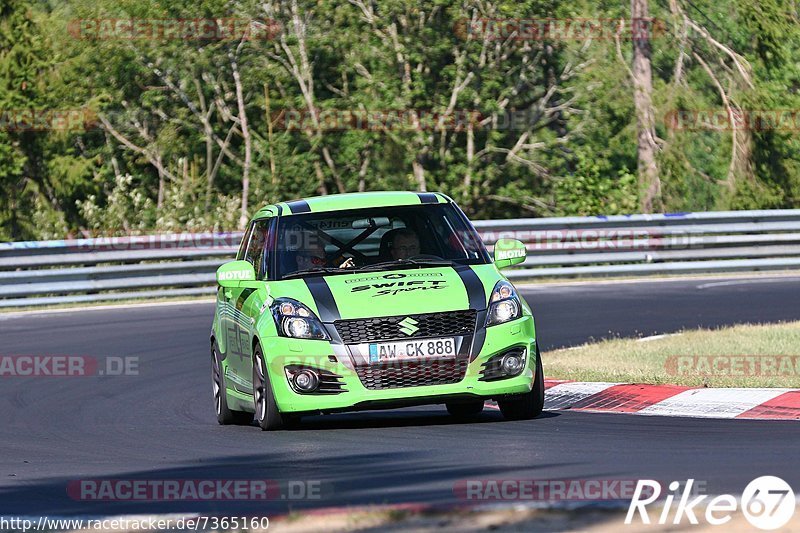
[295,240,328,271]
[295,238,355,270]
[388,229,421,260]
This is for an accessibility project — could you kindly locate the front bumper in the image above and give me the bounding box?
[255,315,537,414]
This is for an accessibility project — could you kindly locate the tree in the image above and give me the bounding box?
[630,0,661,213]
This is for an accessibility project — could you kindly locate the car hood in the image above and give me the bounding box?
[302,265,494,321]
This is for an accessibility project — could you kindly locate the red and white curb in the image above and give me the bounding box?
[489,379,800,420]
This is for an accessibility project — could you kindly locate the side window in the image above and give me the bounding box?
[244,219,272,279]
[422,216,453,257]
[237,223,255,261]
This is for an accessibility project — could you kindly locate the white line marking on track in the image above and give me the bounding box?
[637,333,680,342]
[637,388,792,418]
[543,382,618,410]
[697,277,800,290]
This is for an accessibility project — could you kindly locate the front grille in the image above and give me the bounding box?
[356,358,468,390]
[335,310,477,344]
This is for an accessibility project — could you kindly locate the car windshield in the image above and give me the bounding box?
[272,203,490,280]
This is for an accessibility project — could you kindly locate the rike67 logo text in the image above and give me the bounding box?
[626,477,795,530]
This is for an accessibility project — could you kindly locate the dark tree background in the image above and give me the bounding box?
[1,0,799,239]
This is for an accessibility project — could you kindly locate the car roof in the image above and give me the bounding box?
[253,191,451,218]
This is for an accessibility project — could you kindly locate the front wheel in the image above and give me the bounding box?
[498,344,545,421]
[212,341,254,426]
[252,345,286,431]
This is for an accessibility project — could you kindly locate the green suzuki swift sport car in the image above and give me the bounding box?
[211,191,543,430]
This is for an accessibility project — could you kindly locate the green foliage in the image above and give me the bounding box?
[1,0,800,240]
[553,152,638,216]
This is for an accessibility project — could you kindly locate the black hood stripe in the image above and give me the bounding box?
[286,199,311,213]
[304,277,341,322]
[417,192,439,204]
[453,265,486,311]
[453,265,488,360]
[304,277,352,369]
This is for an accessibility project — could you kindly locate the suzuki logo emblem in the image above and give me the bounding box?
[398,317,419,336]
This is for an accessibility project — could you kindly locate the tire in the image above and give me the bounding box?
[252,345,286,431]
[498,343,545,421]
[212,341,254,426]
[446,400,485,419]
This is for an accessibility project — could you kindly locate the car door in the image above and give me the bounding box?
[218,221,253,362]
[225,219,271,394]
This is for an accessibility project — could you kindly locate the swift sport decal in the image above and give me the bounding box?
[350,279,448,296]
[344,272,443,284]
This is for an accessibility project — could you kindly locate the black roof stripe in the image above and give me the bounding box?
[286,199,311,213]
[416,192,439,204]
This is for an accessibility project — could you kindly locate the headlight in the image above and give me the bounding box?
[486,280,522,326]
[271,298,330,340]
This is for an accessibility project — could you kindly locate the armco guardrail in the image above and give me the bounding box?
[2,210,800,308]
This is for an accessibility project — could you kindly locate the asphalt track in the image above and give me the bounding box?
[1,275,800,517]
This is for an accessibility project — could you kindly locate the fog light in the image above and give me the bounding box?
[293,369,319,392]
[501,353,524,376]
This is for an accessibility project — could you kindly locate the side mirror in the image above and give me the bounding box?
[493,238,527,270]
[216,260,256,288]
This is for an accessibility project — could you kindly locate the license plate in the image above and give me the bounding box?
[368,337,456,363]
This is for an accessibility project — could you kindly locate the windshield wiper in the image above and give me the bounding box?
[355,258,454,272]
[281,267,350,280]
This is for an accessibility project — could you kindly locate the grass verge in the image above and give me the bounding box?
[544,321,800,387]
